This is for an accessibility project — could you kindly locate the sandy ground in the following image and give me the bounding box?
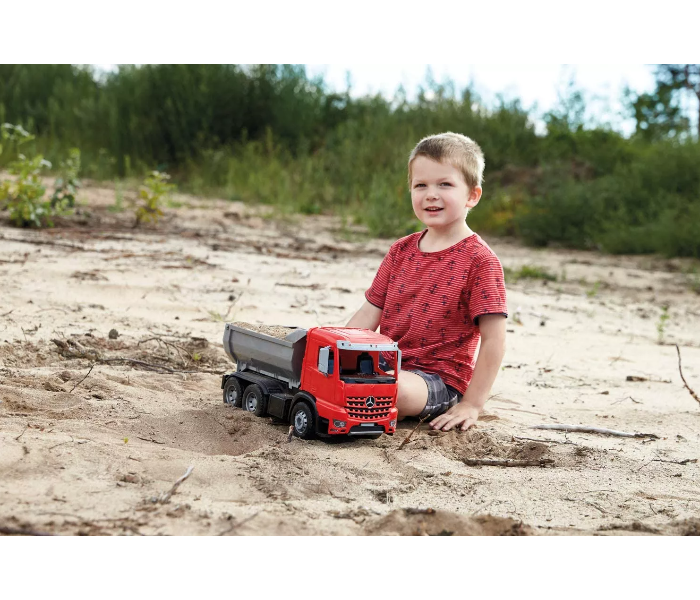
[1,183,700,536]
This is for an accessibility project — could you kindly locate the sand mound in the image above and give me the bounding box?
[365,508,533,536]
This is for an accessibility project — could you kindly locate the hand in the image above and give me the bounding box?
[429,402,480,432]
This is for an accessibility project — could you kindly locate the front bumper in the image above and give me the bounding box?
[316,400,398,436]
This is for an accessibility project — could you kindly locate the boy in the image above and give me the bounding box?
[346,132,507,432]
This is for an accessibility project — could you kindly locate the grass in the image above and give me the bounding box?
[682,266,700,294]
[688,275,700,295]
[657,305,670,344]
[586,281,602,298]
[504,265,557,284]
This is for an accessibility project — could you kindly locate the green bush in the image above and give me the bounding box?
[135,171,176,225]
[51,148,81,212]
[2,153,53,227]
[2,65,700,258]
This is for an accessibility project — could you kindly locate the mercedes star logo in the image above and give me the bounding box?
[365,396,376,408]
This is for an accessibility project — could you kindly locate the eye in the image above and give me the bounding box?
[440,182,453,187]
[414,183,426,188]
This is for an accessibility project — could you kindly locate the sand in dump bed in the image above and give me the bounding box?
[232,322,297,340]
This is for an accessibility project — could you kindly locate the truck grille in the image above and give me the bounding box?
[346,396,393,420]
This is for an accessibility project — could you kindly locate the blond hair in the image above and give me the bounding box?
[407,132,485,189]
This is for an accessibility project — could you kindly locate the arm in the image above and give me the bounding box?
[429,314,507,432]
[346,300,382,331]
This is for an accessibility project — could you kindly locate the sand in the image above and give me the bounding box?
[1,182,700,536]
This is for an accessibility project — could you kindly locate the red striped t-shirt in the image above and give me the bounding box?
[365,230,508,395]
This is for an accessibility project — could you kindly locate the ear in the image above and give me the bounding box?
[466,186,482,209]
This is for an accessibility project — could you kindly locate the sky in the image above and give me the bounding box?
[94,63,659,135]
[305,64,659,135]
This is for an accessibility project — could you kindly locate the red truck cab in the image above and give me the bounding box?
[301,327,400,437]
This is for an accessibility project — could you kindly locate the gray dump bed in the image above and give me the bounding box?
[223,324,308,388]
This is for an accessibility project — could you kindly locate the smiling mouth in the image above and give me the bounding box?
[425,207,443,212]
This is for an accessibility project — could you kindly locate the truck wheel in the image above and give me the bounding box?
[243,384,267,417]
[291,402,315,440]
[223,377,243,408]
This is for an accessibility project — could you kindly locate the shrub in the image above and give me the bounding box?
[1,153,53,227]
[135,171,176,225]
[50,148,81,213]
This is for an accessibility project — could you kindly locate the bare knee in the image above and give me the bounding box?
[396,371,428,418]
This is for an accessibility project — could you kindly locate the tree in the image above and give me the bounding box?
[545,77,587,133]
[657,64,700,138]
[627,82,689,141]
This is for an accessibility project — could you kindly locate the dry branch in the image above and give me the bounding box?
[275,282,324,290]
[652,457,697,465]
[512,435,577,446]
[676,344,700,406]
[156,465,194,504]
[532,424,659,439]
[137,436,166,445]
[0,233,88,251]
[51,338,221,374]
[70,363,96,393]
[0,526,53,536]
[626,375,671,383]
[217,511,260,536]
[465,458,555,467]
[137,336,189,365]
[398,413,431,450]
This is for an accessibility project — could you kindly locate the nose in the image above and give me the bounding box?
[426,186,439,200]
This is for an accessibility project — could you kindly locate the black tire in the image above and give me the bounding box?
[223,377,244,408]
[291,401,315,440]
[243,384,267,417]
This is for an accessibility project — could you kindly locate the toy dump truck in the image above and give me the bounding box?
[222,324,401,439]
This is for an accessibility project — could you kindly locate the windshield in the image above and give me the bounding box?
[337,348,397,384]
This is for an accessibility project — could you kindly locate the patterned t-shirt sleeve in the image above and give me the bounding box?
[365,247,395,310]
[466,248,508,326]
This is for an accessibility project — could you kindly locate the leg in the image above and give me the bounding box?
[395,370,429,419]
[389,369,461,420]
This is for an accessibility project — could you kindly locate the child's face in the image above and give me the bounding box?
[410,156,481,232]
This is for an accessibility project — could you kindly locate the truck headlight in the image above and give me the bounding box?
[390,420,397,428]
[333,420,347,428]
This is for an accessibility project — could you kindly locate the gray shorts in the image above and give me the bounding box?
[380,356,461,420]
[411,369,462,420]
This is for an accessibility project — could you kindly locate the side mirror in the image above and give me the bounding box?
[318,346,330,375]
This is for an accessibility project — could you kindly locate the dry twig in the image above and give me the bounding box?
[137,436,166,445]
[512,435,578,446]
[404,508,436,515]
[217,511,260,536]
[156,465,194,504]
[398,413,431,450]
[275,282,324,290]
[532,424,659,439]
[0,526,53,536]
[138,336,189,366]
[286,426,294,443]
[464,458,555,467]
[676,344,700,406]
[51,338,220,374]
[652,457,697,465]
[626,375,671,383]
[0,233,88,251]
[70,363,96,393]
